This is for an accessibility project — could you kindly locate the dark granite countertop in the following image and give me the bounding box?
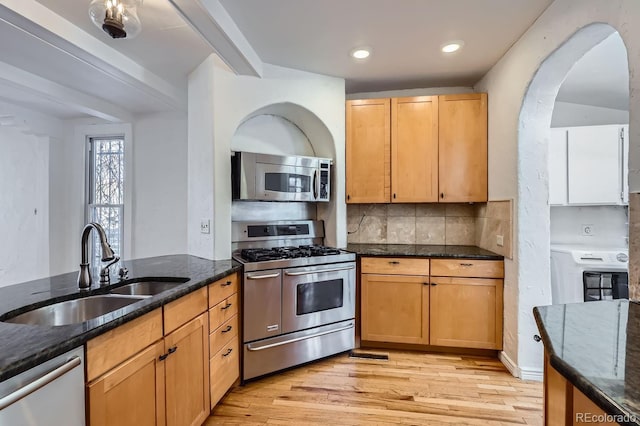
[346,243,503,260]
[534,301,640,425]
[0,254,241,383]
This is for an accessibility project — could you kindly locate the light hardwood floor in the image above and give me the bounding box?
[205,350,542,425]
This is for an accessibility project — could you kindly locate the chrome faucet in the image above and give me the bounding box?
[78,222,119,289]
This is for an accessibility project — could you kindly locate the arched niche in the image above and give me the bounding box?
[231,102,336,160]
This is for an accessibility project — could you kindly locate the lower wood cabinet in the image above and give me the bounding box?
[360,257,504,350]
[88,340,166,426]
[361,274,429,344]
[164,313,209,426]
[429,277,502,349]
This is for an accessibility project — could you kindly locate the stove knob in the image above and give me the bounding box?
[617,253,629,262]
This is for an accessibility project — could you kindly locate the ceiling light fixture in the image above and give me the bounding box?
[89,0,143,40]
[441,41,464,53]
[350,47,371,60]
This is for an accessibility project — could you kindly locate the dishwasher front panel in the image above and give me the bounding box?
[0,347,85,426]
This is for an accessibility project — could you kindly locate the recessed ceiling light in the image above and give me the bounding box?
[350,47,371,60]
[441,41,464,53]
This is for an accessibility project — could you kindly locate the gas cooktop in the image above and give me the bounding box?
[240,245,342,262]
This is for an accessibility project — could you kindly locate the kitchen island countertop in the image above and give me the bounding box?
[0,254,241,383]
[346,243,503,260]
[534,300,640,425]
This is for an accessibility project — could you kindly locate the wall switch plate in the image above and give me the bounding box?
[496,235,504,247]
[200,219,210,234]
[582,224,595,236]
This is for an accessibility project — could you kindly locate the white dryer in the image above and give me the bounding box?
[550,245,628,304]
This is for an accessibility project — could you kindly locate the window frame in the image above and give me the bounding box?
[78,123,133,260]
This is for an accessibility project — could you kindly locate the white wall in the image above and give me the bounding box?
[188,57,346,259]
[552,101,629,127]
[346,86,474,100]
[0,127,49,287]
[49,115,188,276]
[551,206,628,247]
[131,112,188,258]
[475,0,640,379]
[231,114,314,156]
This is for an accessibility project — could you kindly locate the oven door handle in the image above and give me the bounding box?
[246,322,354,352]
[246,272,281,280]
[312,169,318,200]
[284,265,355,276]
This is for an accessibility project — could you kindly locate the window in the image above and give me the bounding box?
[86,136,125,267]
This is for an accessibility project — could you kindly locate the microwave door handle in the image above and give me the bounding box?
[312,170,318,199]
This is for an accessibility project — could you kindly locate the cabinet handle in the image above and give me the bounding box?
[440,192,444,199]
[221,303,232,310]
[221,281,232,287]
[460,263,473,267]
[388,261,400,265]
[159,353,169,361]
[222,348,233,357]
[423,282,430,286]
[393,193,396,199]
[221,325,233,333]
[347,195,351,201]
[533,335,542,342]
[431,282,438,286]
[168,346,177,355]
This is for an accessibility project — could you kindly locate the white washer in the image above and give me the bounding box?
[550,245,628,304]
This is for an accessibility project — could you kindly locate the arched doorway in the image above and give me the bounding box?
[517,22,628,373]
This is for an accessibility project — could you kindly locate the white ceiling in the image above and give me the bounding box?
[218,0,554,93]
[35,0,213,88]
[556,32,629,111]
[0,0,628,120]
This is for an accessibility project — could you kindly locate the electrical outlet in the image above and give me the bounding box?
[496,235,504,247]
[582,224,595,236]
[200,219,210,234]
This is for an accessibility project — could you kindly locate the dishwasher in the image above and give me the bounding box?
[0,347,85,425]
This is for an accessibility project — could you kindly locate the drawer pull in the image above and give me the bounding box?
[222,348,233,357]
[221,281,232,287]
[460,263,473,267]
[221,303,232,311]
[388,261,400,265]
[430,282,438,286]
[221,325,233,333]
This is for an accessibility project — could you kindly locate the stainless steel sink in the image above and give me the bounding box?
[110,278,189,296]
[3,295,143,326]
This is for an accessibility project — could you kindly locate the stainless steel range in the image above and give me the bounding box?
[232,220,355,381]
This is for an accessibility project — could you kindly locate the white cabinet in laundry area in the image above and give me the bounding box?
[549,124,628,206]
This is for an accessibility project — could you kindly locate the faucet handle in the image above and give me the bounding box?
[99,256,120,285]
[118,266,129,280]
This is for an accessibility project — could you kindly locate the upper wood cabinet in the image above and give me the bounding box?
[438,93,488,202]
[346,98,391,203]
[392,96,439,202]
[346,93,487,204]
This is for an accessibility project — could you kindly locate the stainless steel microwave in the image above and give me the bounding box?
[231,151,332,202]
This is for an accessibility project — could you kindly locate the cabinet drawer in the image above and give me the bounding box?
[210,336,239,408]
[209,293,239,331]
[86,308,163,382]
[209,314,238,357]
[431,259,504,278]
[361,257,429,275]
[164,286,208,335]
[209,273,239,307]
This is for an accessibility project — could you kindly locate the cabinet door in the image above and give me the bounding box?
[88,341,166,426]
[429,277,502,349]
[346,99,391,203]
[391,96,439,202]
[164,313,209,426]
[438,93,488,202]
[549,128,568,205]
[567,125,621,204]
[361,274,429,344]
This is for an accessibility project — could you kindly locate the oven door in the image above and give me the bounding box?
[255,163,319,202]
[282,262,355,334]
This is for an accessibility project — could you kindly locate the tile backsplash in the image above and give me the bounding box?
[347,200,513,258]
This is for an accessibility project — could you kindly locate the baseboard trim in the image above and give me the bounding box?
[498,352,543,382]
[520,367,544,382]
[499,351,520,378]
